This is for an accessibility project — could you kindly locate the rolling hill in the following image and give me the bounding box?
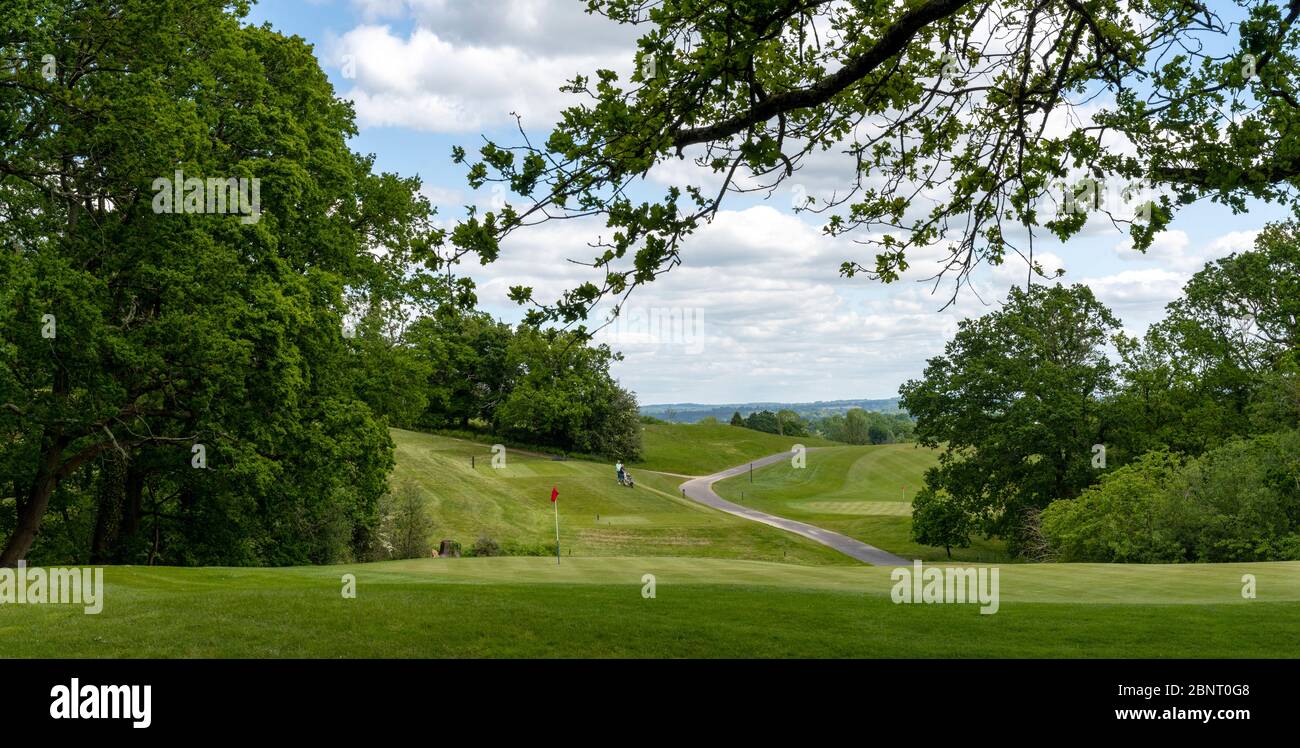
[712,443,1003,562]
[389,428,851,565]
[633,421,838,475]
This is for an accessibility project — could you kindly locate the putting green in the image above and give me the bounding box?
[796,500,913,516]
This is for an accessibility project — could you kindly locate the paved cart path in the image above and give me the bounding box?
[679,451,912,566]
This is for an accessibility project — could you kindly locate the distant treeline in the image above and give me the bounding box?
[654,407,915,444]
[641,398,901,424]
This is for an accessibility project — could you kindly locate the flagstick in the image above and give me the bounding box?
[553,499,561,565]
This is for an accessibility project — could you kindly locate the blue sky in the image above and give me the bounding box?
[248,0,1290,404]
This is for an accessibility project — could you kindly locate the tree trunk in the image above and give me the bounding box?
[90,457,126,563]
[0,431,67,566]
[116,465,145,549]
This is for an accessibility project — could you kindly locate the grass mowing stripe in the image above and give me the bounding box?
[4,564,1297,658]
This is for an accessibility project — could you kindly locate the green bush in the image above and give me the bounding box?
[469,535,502,557]
[1041,430,1300,562]
[1040,450,1186,562]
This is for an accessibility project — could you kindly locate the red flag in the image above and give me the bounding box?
[550,486,559,503]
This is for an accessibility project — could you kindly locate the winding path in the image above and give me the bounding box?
[677,451,912,567]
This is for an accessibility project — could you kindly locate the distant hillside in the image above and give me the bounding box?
[640,398,902,424]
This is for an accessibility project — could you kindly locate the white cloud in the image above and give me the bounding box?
[1113,228,1257,272]
[458,205,1013,402]
[352,0,641,54]
[332,25,627,132]
[1081,268,1187,307]
[318,1,1283,404]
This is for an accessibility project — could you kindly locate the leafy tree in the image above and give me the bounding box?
[867,421,892,445]
[1039,450,1187,563]
[406,309,513,429]
[493,327,641,458]
[0,1,435,564]
[455,0,1300,321]
[775,409,806,436]
[348,305,433,429]
[1249,353,1300,434]
[910,487,971,558]
[1109,224,1300,457]
[1167,222,1300,374]
[841,409,871,445]
[900,284,1121,554]
[371,482,435,561]
[1042,432,1300,562]
[887,413,917,442]
[729,411,744,426]
[743,410,780,434]
[586,386,644,461]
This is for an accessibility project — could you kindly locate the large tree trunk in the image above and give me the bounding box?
[0,431,68,567]
[113,465,146,562]
[90,456,126,564]
[118,466,145,544]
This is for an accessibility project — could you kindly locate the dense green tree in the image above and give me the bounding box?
[1039,450,1187,563]
[888,414,916,442]
[0,0,436,565]
[900,284,1121,553]
[774,409,807,437]
[867,421,891,445]
[1042,432,1300,562]
[1249,354,1300,433]
[347,305,433,429]
[406,309,513,429]
[818,409,905,444]
[493,327,641,458]
[1108,224,1300,457]
[587,386,644,461]
[729,411,744,426]
[1167,222,1300,374]
[743,410,780,434]
[909,487,971,559]
[841,409,871,445]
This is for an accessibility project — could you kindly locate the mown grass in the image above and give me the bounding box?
[713,444,1008,562]
[389,429,852,565]
[3,558,1296,658]
[634,422,838,475]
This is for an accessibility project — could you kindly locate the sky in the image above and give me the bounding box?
[249,0,1289,405]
